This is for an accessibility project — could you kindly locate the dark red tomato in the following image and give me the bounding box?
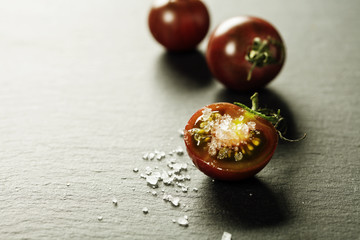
[184,102,278,181]
[206,16,285,91]
[148,0,210,51]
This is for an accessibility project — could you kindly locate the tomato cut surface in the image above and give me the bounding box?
[184,102,278,180]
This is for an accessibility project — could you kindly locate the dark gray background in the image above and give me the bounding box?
[0,0,359,239]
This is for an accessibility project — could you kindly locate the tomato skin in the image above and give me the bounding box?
[184,103,278,181]
[148,0,210,51]
[206,16,285,91]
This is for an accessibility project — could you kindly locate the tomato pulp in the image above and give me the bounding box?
[148,0,210,51]
[184,102,278,180]
[206,16,285,91]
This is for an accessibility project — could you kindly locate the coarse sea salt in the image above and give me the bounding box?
[138,138,199,227]
[177,216,189,227]
[142,207,149,214]
[221,232,232,240]
[195,109,256,158]
[146,175,159,188]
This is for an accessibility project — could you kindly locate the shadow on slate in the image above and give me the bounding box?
[215,87,303,145]
[156,50,213,90]
[204,177,289,228]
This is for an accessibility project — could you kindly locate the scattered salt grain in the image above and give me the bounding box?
[221,232,232,240]
[163,195,180,207]
[178,129,184,137]
[156,151,166,160]
[133,168,139,173]
[146,175,159,188]
[112,199,118,206]
[163,176,174,186]
[97,216,103,221]
[193,187,198,192]
[148,152,155,160]
[170,197,180,207]
[177,216,189,227]
[145,166,152,175]
[175,146,184,155]
[181,186,188,193]
[142,207,149,214]
[152,171,162,179]
[168,163,187,173]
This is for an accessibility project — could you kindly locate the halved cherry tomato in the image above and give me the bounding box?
[206,16,285,91]
[184,102,278,180]
[148,0,210,51]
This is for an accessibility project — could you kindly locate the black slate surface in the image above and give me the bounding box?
[0,0,359,239]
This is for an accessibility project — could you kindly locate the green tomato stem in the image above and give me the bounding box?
[234,93,306,142]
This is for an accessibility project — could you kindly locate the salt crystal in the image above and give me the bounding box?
[174,175,185,181]
[133,168,139,173]
[145,166,152,175]
[181,186,188,193]
[163,194,170,201]
[163,194,180,207]
[97,216,103,221]
[148,152,155,160]
[152,171,161,179]
[177,216,189,227]
[151,190,157,196]
[169,163,187,174]
[156,151,166,160]
[200,107,212,122]
[170,197,180,207]
[142,153,149,160]
[142,207,149,214]
[112,199,118,206]
[178,129,184,137]
[146,175,159,188]
[163,176,174,186]
[221,232,232,240]
[160,170,169,180]
[66,183,70,187]
[193,187,198,192]
[175,146,184,156]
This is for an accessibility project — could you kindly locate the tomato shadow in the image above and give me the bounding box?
[215,87,302,144]
[201,177,290,228]
[155,50,214,90]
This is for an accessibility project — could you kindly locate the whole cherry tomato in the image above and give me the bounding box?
[206,16,285,91]
[184,93,279,181]
[148,0,210,51]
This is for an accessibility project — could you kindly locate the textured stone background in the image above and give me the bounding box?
[0,0,359,239]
